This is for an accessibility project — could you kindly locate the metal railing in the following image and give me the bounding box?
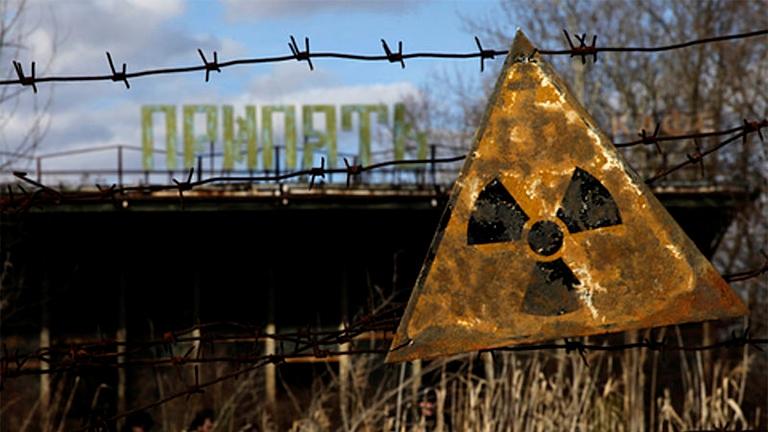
[0,142,467,189]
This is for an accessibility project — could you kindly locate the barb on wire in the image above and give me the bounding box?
[11,60,36,93]
[564,338,590,365]
[308,157,325,189]
[288,35,314,71]
[742,118,765,143]
[640,123,664,155]
[197,49,221,82]
[12,171,61,199]
[171,168,195,209]
[381,39,405,69]
[95,183,120,209]
[562,30,598,63]
[686,138,705,178]
[343,157,363,188]
[105,52,129,89]
[474,36,495,72]
[2,29,765,90]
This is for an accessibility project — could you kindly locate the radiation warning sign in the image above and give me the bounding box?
[385,30,747,363]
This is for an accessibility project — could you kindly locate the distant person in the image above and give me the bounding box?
[123,411,154,432]
[188,408,215,432]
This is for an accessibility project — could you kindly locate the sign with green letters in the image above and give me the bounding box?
[141,103,426,171]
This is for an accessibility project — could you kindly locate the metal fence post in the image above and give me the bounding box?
[36,157,42,183]
[117,145,123,188]
[197,156,203,182]
[430,144,437,187]
[274,145,281,179]
[353,156,359,185]
[209,141,215,178]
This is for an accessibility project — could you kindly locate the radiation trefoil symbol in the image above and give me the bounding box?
[467,167,621,316]
[385,30,747,363]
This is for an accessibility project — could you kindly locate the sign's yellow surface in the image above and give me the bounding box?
[386,30,747,363]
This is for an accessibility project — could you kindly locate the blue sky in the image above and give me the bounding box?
[182,0,494,91]
[1,0,511,177]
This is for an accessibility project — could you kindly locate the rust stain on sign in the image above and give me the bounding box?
[385,30,747,363]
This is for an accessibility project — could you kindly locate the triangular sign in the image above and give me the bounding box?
[386,30,747,363]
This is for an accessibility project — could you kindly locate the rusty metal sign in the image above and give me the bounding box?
[385,30,747,363]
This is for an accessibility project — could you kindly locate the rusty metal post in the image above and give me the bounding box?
[209,140,215,177]
[353,156,359,185]
[36,157,42,183]
[430,144,437,187]
[117,145,124,188]
[274,145,281,178]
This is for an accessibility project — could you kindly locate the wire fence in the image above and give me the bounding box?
[1,118,765,213]
[0,300,766,430]
[2,29,766,92]
[1,27,767,431]
[0,142,461,189]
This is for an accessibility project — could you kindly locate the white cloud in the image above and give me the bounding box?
[239,62,419,105]
[245,62,337,100]
[251,81,419,106]
[0,0,426,175]
[0,0,232,152]
[221,0,425,21]
[1,0,197,77]
[123,0,185,17]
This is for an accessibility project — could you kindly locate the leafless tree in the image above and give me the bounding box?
[460,0,767,313]
[0,0,57,170]
[403,1,767,333]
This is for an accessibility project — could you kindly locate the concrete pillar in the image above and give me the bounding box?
[265,274,277,416]
[410,359,422,423]
[117,274,127,422]
[338,268,350,430]
[264,323,276,414]
[39,271,50,425]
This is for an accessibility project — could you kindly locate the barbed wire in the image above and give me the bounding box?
[645,119,766,184]
[2,118,765,213]
[1,298,765,430]
[0,154,466,212]
[613,120,763,148]
[3,29,766,92]
[3,319,766,379]
[1,25,766,431]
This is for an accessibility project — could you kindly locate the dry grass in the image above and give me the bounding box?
[254,328,762,432]
[2,323,763,431]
